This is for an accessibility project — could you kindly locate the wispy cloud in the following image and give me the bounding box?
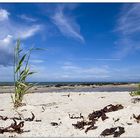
[68,58,121,61]
[51,5,85,43]
[19,14,37,22]
[17,25,42,39]
[114,4,140,58]
[95,58,121,61]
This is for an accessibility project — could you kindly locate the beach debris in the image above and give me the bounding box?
[0,119,24,134]
[21,109,27,112]
[85,123,98,133]
[0,115,8,121]
[133,114,140,123]
[126,122,132,125]
[0,112,38,122]
[24,112,35,121]
[131,98,140,104]
[69,113,84,119]
[102,104,124,113]
[62,94,70,97]
[50,122,58,126]
[42,106,45,112]
[113,118,120,122]
[9,134,16,137]
[88,104,123,121]
[100,96,105,99]
[35,119,41,122]
[0,115,22,121]
[50,121,63,127]
[72,104,124,133]
[88,110,108,121]
[12,116,22,120]
[72,121,88,129]
[100,126,125,137]
[9,119,24,133]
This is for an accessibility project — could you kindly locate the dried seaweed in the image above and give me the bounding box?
[0,115,8,121]
[0,115,22,121]
[85,123,97,133]
[133,114,140,123]
[24,112,35,121]
[0,119,24,134]
[102,104,124,113]
[100,126,125,137]
[88,104,123,122]
[72,104,124,133]
[88,110,108,121]
[0,112,39,122]
[72,121,88,129]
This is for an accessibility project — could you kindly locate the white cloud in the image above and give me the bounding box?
[0,9,9,21]
[30,59,44,64]
[0,8,42,66]
[52,5,84,43]
[0,35,14,66]
[114,4,140,57]
[0,9,42,40]
[61,63,109,78]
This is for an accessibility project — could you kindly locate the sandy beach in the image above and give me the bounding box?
[0,91,140,137]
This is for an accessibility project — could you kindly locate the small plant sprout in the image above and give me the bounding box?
[12,39,40,108]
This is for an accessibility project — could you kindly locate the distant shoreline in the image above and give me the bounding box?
[0,81,139,86]
[0,83,138,93]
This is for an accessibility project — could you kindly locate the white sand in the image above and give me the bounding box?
[0,92,140,137]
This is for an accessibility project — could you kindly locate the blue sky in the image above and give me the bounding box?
[0,3,140,82]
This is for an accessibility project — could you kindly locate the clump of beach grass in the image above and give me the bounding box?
[11,39,37,108]
[130,83,140,96]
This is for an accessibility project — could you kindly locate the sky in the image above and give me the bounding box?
[0,3,140,82]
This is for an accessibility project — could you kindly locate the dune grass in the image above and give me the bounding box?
[11,40,36,108]
[130,84,140,96]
